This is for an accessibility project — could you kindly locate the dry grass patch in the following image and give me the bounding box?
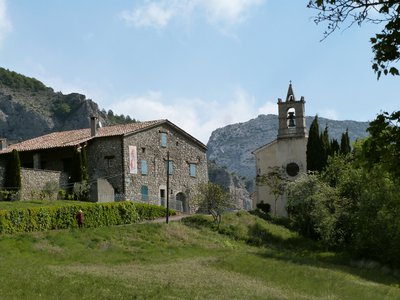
[49,257,313,299]
[33,240,64,255]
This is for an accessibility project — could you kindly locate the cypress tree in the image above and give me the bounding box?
[306,115,322,171]
[69,148,89,201]
[340,129,351,155]
[80,147,88,182]
[330,139,340,155]
[5,149,21,200]
[70,149,83,184]
[320,125,331,170]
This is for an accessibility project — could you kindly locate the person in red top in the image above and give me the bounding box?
[76,209,84,228]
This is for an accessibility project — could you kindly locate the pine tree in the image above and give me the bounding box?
[340,129,351,155]
[306,115,322,171]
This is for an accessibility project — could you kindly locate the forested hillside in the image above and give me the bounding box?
[0,67,134,143]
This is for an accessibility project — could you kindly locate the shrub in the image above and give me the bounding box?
[0,201,176,234]
[43,181,59,200]
[256,201,271,214]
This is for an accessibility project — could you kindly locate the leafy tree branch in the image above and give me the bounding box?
[308,0,400,78]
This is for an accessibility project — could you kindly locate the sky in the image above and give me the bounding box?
[0,0,398,143]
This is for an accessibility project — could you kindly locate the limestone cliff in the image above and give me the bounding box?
[0,67,133,143]
[208,160,252,210]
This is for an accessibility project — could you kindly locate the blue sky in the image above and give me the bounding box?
[0,0,398,143]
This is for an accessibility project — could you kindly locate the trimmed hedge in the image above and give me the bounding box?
[0,201,176,234]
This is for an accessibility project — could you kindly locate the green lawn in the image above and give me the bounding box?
[0,211,399,299]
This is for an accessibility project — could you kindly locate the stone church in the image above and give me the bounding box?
[253,83,308,216]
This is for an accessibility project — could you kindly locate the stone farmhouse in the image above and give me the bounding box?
[253,83,308,216]
[0,117,208,212]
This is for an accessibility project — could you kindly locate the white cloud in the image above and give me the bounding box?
[109,87,270,143]
[258,100,277,115]
[120,2,175,29]
[320,109,338,120]
[201,0,264,26]
[0,0,11,44]
[120,0,265,30]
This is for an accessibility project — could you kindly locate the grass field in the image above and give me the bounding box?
[0,211,399,299]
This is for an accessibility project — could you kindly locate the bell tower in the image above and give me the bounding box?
[277,82,307,140]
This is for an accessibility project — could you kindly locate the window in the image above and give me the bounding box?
[189,163,197,177]
[160,132,167,147]
[141,185,149,201]
[286,162,300,177]
[141,160,148,175]
[168,161,173,175]
[105,155,115,168]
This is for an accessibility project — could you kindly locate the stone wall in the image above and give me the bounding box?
[20,168,68,200]
[86,136,123,197]
[122,124,208,212]
[90,178,115,203]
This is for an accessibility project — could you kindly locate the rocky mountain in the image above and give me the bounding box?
[0,67,134,143]
[207,114,370,183]
[208,160,252,210]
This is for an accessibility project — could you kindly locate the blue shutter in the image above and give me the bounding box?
[141,160,148,175]
[168,161,173,175]
[141,185,149,201]
[161,133,167,147]
[189,164,197,177]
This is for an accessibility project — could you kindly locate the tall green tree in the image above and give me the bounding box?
[320,125,331,169]
[330,139,340,155]
[4,150,21,200]
[308,0,400,78]
[69,148,89,200]
[340,129,351,155]
[361,111,400,178]
[307,115,322,171]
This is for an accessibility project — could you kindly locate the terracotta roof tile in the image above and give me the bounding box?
[0,119,165,153]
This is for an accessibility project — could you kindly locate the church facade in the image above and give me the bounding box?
[253,83,308,216]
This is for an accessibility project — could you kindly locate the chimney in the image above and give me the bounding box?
[0,138,6,151]
[90,115,98,137]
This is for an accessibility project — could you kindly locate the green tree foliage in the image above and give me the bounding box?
[340,129,351,155]
[257,166,288,216]
[288,119,400,267]
[307,116,352,172]
[107,109,136,125]
[361,111,400,178]
[192,182,235,228]
[320,125,331,169]
[4,150,21,200]
[308,0,400,78]
[0,67,49,91]
[287,173,342,243]
[307,116,322,171]
[330,138,340,155]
